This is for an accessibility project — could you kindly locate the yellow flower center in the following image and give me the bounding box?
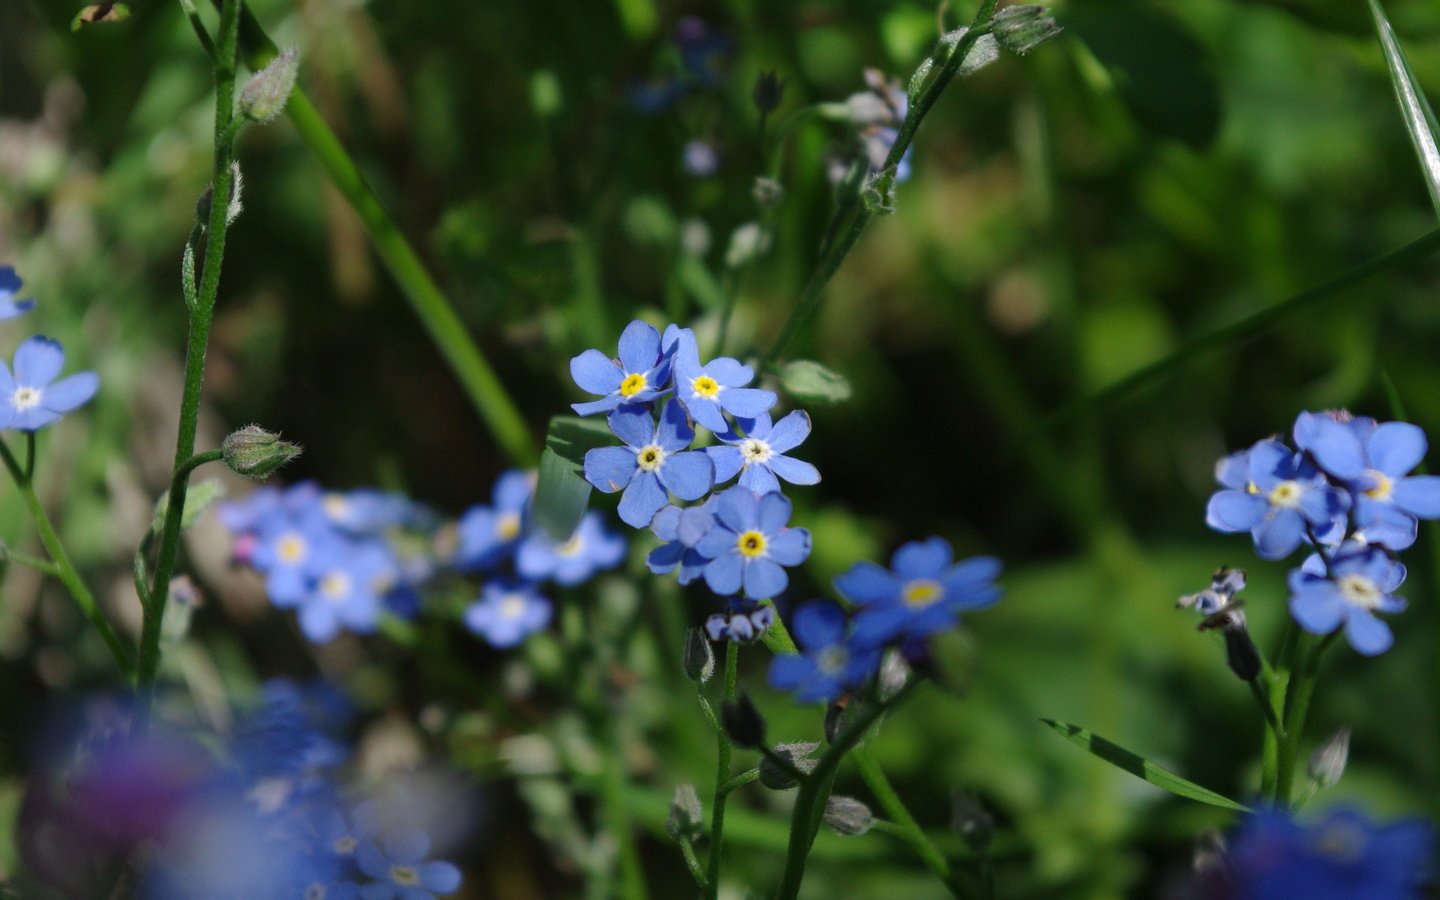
[902,579,943,608]
[11,386,40,410]
[636,444,667,472]
[1337,574,1381,609]
[1363,470,1394,501]
[320,572,351,601]
[619,372,648,397]
[693,375,721,398]
[332,835,357,854]
[500,594,528,619]
[496,512,522,540]
[1267,480,1302,508]
[277,534,307,564]
[323,493,349,520]
[390,865,421,886]
[558,535,585,557]
[737,530,767,557]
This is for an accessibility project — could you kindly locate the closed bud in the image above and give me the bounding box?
[952,792,994,852]
[878,650,910,701]
[759,742,818,790]
[752,70,785,116]
[991,5,1062,56]
[683,628,715,683]
[721,692,766,749]
[823,697,854,744]
[1307,727,1351,789]
[1223,627,1261,682]
[222,425,302,479]
[239,48,300,124]
[823,796,874,835]
[666,783,704,841]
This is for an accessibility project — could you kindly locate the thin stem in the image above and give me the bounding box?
[24,432,35,481]
[704,640,740,900]
[678,838,708,890]
[1249,678,1286,740]
[1275,632,1339,807]
[599,724,648,900]
[853,745,960,896]
[719,768,760,796]
[0,440,134,678]
[2,546,61,577]
[135,0,241,733]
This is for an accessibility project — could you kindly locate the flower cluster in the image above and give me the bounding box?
[0,266,100,432]
[571,321,816,624]
[24,680,463,899]
[845,69,913,182]
[1205,410,1440,655]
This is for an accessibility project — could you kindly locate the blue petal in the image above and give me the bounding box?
[13,336,63,386]
[572,396,620,416]
[720,387,777,419]
[706,445,743,483]
[756,491,793,534]
[768,455,820,486]
[571,349,623,395]
[707,356,753,386]
[659,450,714,500]
[677,505,715,547]
[767,528,811,566]
[1369,422,1427,477]
[704,552,744,595]
[1246,440,1293,489]
[654,398,696,451]
[714,487,759,533]
[738,464,781,494]
[616,320,661,373]
[1344,611,1394,656]
[891,537,952,578]
[696,527,735,559]
[1253,509,1304,560]
[768,654,814,690]
[743,558,787,598]
[1205,490,1267,532]
[766,410,811,454]
[687,396,730,433]
[1393,475,1440,518]
[1289,585,1345,634]
[608,405,655,449]
[1214,449,1250,490]
[792,601,845,649]
[618,471,667,527]
[583,446,635,493]
[419,861,463,893]
[299,602,341,643]
[672,329,704,384]
[1297,484,1344,524]
[1309,419,1368,480]
[385,829,431,865]
[42,372,98,413]
[648,541,683,573]
[650,504,682,540]
[834,562,900,604]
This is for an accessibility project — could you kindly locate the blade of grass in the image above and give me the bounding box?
[1368,0,1440,218]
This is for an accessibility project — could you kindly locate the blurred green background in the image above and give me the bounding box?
[4,0,1440,896]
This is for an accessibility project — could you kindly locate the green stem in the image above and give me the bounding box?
[776,682,919,900]
[600,725,648,900]
[0,440,134,678]
[135,0,241,733]
[678,838,707,890]
[1275,632,1338,807]
[1249,678,1286,741]
[217,3,536,467]
[853,745,959,896]
[719,769,760,796]
[704,640,740,900]
[2,546,60,577]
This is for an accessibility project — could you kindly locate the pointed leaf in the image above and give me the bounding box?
[781,360,852,405]
[1042,719,1250,812]
[1369,0,1440,219]
[533,416,616,540]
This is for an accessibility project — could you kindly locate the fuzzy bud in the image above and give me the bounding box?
[823,796,874,835]
[991,5,1062,56]
[721,692,766,749]
[666,783,704,841]
[682,628,715,683]
[239,48,299,124]
[758,742,818,790]
[222,425,302,479]
[1307,727,1351,789]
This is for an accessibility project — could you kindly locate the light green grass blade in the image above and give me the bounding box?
[1369,0,1440,218]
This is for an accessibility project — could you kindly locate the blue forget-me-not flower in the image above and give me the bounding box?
[1206,439,1347,560]
[768,601,882,703]
[671,329,776,434]
[695,488,810,599]
[455,469,533,571]
[464,580,552,648]
[584,399,714,527]
[355,828,462,899]
[707,410,821,494]
[0,266,35,319]
[515,510,626,585]
[1288,544,1407,656]
[835,537,1002,644]
[569,320,672,416]
[0,336,100,432]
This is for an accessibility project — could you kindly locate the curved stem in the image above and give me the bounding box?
[704,640,740,900]
[0,440,134,678]
[853,745,961,896]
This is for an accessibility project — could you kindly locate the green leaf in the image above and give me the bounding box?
[70,2,130,30]
[533,416,614,540]
[1368,0,1440,219]
[1041,719,1250,812]
[780,360,853,405]
[151,479,227,535]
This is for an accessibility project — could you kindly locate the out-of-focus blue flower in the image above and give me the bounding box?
[569,320,672,416]
[768,602,881,703]
[1225,806,1433,900]
[846,69,912,181]
[705,603,775,643]
[0,266,36,319]
[296,541,397,643]
[1206,439,1348,560]
[1299,413,1440,548]
[455,469,533,571]
[674,16,732,86]
[251,514,338,607]
[646,501,715,584]
[0,335,99,431]
[1288,544,1407,655]
[671,329,775,434]
[464,580,551,648]
[682,139,719,177]
[356,828,462,899]
[322,488,423,535]
[584,399,714,527]
[835,537,1001,644]
[515,511,626,585]
[707,410,820,494]
[696,488,810,599]
[627,78,685,115]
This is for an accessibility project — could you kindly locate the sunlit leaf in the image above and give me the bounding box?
[533,416,614,540]
[1367,0,1440,219]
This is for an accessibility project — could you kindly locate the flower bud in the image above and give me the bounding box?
[878,649,910,701]
[758,742,818,790]
[823,796,874,835]
[823,697,853,744]
[1223,626,1261,682]
[666,783,704,841]
[222,425,302,480]
[991,5,1062,56]
[239,48,300,125]
[952,792,994,852]
[752,70,785,117]
[682,628,715,683]
[1307,727,1351,789]
[721,692,766,749]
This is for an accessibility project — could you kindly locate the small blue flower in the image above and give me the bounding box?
[0,336,99,431]
[768,602,881,703]
[321,488,421,535]
[1224,806,1433,900]
[464,579,552,648]
[847,70,913,181]
[835,537,1002,644]
[671,330,776,434]
[1177,566,1246,616]
[683,139,720,177]
[569,320,672,416]
[707,410,820,494]
[1206,439,1348,560]
[515,511,626,585]
[251,515,338,607]
[696,488,811,599]
[584,399,715,527]
[296,541,396,643]
[646,501,716,584]
[356,828,462,899]
[1288,544,1407,656]
[455,469,533,571]
[705,603,775,643]
[0,266,36,319]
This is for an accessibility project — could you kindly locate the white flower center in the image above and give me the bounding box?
[277,533,307,564]
[636,444,667,472]
[332,835,358,854]
[500,594,528,620]
[557,535,585,557]
[496,511,522,540]
[390,865,421,886]
[1267,480,1303,508]
[320,571,351,602]
[1336,574,1382,609]
[10,386,40,410]
[817,646,848,676]
[739,437,773,466]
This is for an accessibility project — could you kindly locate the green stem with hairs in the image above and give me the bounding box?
[704,640,740,900]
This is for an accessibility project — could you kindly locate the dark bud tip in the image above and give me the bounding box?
[721,692,766,749]
[1223,628,1261,682]
[752,70,785,116]
[682,628,715,683]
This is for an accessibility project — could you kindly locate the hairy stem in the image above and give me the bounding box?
[704,640,740,900]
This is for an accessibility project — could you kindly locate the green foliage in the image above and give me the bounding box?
[533,416,613,539]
